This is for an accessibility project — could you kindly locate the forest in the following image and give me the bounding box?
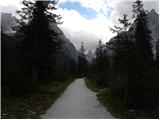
[1,0,159,119]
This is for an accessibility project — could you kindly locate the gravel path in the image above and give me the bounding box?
[41,78,115,119]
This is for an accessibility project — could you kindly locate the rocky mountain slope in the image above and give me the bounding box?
[1,13,78,62]
[50,23,78,61]
[107,9,159,56]
[1,13,17,35]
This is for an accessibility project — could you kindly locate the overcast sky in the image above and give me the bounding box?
[0,0,159,51]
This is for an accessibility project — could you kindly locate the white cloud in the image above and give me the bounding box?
[0,0,22,8]
[55,8,115,51]
[59,0,112,16]
[59,0,158,24]
[0,0,159,51]
[57,0,158,51]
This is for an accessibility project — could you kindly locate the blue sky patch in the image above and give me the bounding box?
[58,2,97,19]
[105,7,113,19]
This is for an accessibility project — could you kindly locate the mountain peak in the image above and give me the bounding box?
[147,9,159,26]
[87,50,92,55]
[86,50,94,63]
[150,9,156,14]
[149,9,158,17]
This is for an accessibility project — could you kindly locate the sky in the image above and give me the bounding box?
[0,0,159,51]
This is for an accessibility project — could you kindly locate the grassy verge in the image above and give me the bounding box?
[97,93,131,118]
[85,78,134,119]
[84,78,99,92]
[85,78,159,119]
[1,78,75,119]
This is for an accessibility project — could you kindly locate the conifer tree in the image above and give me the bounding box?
[132,0,155,108]
[78,42,88,76]
[94,40,111,86]
[95,40,110,73]
[16,0,62,84]
[110,14,135,101]
[132,0,153,62]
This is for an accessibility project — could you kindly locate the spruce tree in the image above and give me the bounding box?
[78,42,88,76]
[95,40,104,73]
[132,0,155,108]
[95,40,110,73]
[95,40,111,86]
[16,0,62,84]
[110,14,135,101]
[132,0,153,62]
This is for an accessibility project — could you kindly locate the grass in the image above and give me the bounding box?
[85,78,159,119]
[84,78,134,119]
[1,78,75,119]
[97,93,131,118]
[84,78,99,92]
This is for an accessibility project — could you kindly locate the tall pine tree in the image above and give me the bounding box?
[110,14,135,100]
[94,40,111,87]
[16,0,62,84]
[95,40,110,73]
[78,42,88,76]
[132,0,155,109]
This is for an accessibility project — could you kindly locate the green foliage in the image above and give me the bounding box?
[128,0,157,109]
[1,33,34,94]
[84,78,100,92]
[17,1,63,84]
[85,78,132,119]
[2,0,77,95]
[88,0,158,118]
[95,40,111,73]
[89,40,112,88]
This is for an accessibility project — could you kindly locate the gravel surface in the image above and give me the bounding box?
[41,78,115,119]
